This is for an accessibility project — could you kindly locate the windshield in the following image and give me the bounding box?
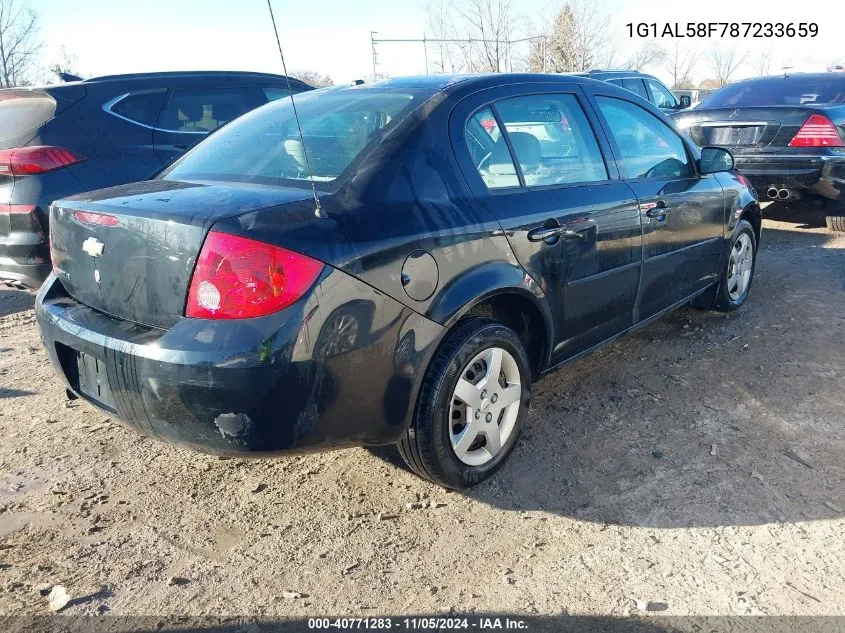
[162,89,421,188]
[701,76,845,108]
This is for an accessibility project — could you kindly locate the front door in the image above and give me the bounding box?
[452,85,643,362]
[590,93,725,321]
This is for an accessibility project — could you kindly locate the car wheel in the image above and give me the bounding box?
[826,215,845,232]
[397,318,531,489]
[714,219,757,312]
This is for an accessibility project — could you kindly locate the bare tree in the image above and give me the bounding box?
[424,0,466,73]
[623,41,667,71]
[708,45,749,86]
[664,41,700,88]
[568,0,611,71]
[0,0,41,87]
[750,49,773,77]
[454,0,519,72]
[289,69,334,88]
[48,45,80,79]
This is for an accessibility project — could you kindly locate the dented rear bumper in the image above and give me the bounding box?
[35,270,445,456]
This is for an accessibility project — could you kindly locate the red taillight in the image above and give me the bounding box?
[185,231,323,320]
[0,204,36,215]
[788,114,845,148]
[73,210,119,227]
[0,146,86,176]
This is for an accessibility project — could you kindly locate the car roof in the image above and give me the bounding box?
[729,72,845,84]
[6,70,310,93]
[344,72,617,97]
[585,70,658,80]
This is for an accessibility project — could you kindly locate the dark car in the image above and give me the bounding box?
[0,71,312,289]
[584,70,692,113]
[36,74,761,489]
[672,73,845,231]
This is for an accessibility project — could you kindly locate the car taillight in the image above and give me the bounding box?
[73,210,119,227]
[788,114,845,148]
[0,146,86,176]
[185,231,323,320]
[0,204,36,215]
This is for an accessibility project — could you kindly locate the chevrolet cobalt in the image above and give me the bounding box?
[36,75,761,488]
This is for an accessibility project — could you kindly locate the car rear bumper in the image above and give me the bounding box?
[733,153,845,201]
[35,272,444,456]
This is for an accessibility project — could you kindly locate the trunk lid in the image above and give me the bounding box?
[674,106,824,153]
[50,179,314,329]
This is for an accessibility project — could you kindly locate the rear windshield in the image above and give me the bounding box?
[701,76,845,108]
[162,89,421,188]
[0,91,57,144]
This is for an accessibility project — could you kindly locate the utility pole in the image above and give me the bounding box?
[370,31,378,78]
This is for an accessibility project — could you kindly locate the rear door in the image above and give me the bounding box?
[451,83,643,362]
[152,84,269,163]
[589,91,725,321]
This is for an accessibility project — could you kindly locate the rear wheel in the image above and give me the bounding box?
[715,219,756,312]
[397,318,531,489]
[824,199,845,232]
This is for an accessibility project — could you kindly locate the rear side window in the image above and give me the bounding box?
[701,76,845,107]
[646,79,677,109]
[157,88,262,133]
[470,94,607,189]
[465,107,517,189]
[108,90,166,127]
[0,91,57,143]
[621,78,649,101]
[163,89,419,188]
[596,96,691,180]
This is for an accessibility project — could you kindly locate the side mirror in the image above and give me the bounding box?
[699,146,734,174]
[679,95,691,109]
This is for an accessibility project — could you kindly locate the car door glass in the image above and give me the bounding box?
[621,78,649,101]
[157,88,259,133]
[596,96,692,180]
[465,106,518,189]
[109,90,166,127]
[494,93,608,186]
[646,79,677,109]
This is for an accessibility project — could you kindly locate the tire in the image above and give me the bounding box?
[397,318,531,489]
[826,215,845,232]
[714,219,757,312]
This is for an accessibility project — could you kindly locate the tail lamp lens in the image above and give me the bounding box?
[788,114,845,148]
[185,231,323,319]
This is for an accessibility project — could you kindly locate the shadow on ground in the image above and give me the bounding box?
[0,289,35,319]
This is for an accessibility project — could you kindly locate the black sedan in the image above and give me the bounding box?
[672,73,845,231]
[36,74,761,488]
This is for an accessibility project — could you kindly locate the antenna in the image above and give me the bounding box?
[266,0,326,219]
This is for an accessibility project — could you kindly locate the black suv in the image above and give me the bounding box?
[0,71,312,289]
[584,70,691,114]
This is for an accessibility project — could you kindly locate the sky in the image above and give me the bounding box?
[33,0,845,86]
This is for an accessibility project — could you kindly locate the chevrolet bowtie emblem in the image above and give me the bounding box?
[82,237,104,257]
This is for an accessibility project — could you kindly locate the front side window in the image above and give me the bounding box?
[163,89,419,188]
[157,88,262,133]
[646,79,677,109]
[596,96,692,180]
[494,93,608,186]
[465,107,518,189]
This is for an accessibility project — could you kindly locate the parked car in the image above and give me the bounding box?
[583,70,692,113]
[36,74,760,489]
[672,73,845,231]
[0,71,313,289]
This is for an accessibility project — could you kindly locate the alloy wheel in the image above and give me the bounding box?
[727,232,754,301]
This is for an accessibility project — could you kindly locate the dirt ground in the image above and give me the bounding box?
[1,200,844,627]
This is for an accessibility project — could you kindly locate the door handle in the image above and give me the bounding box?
[645,202,669,218]
[527,226,566,242]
